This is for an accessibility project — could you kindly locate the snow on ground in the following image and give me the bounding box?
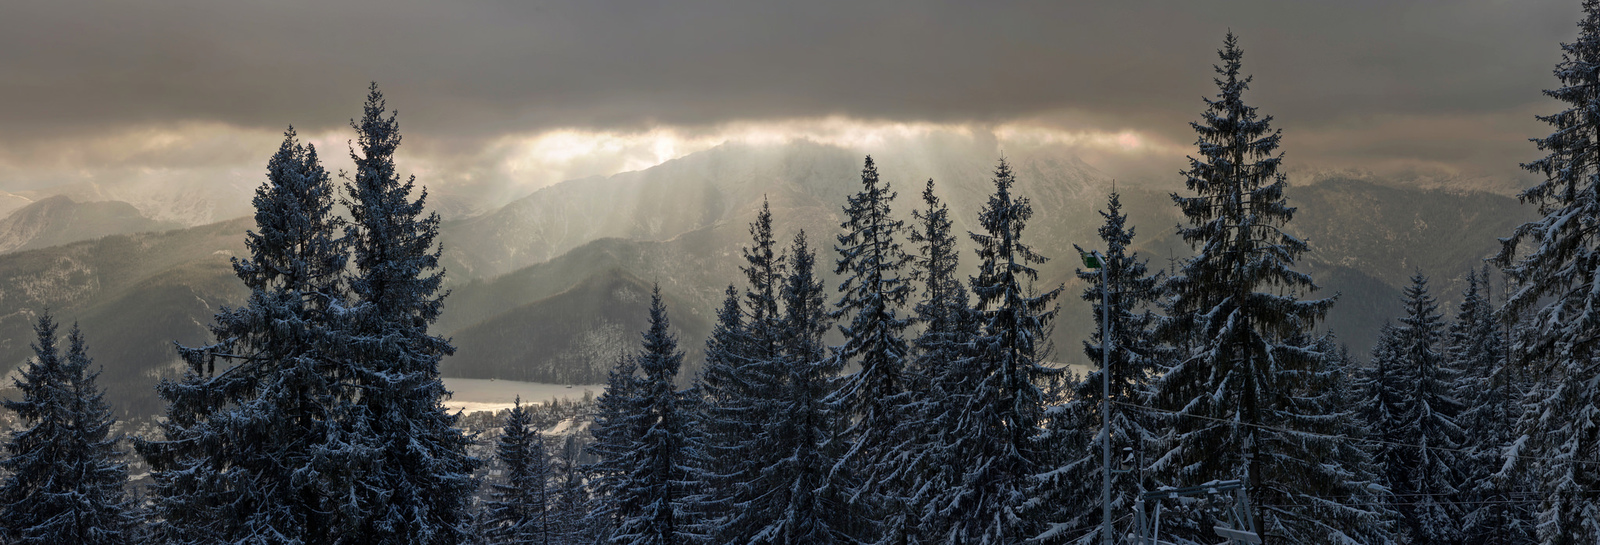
[442,378,605,414]
[547,416,590,436]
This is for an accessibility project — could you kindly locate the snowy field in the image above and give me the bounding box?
[442,378,605,414]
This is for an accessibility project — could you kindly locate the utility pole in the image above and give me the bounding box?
[1081,249,1113,545]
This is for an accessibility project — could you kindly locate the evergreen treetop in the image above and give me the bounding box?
[141,126,350,544]
[826,156,916,542]
[1391,273,1467,544]
[1153,33,1387,544]
[937,158,1062,544]
[907,177,976,384]
[485,398,555,545]
[830,155,914,427]
[694,202,792,543]
[743,198,788,362]
[2,315,135,545]
[610,286,706,545]
[1495,3,1600,542]
[897,178,980,544]
[746,231,853,545]
[335,83,479,544]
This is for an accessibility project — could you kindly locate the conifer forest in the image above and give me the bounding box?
[13,2,1600,545]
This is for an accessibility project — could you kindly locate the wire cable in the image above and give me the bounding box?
[1111,399,1600,467]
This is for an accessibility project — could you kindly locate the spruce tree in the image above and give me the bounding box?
[830,156,914,438]
[551,436,595,545]
[587,355,645,541]
[1152,33,1386,543]
[687,285,750,545]
[1356,322,1407,494]
[827,156,914,541]
[1,316,135,544]
[610,286,705,545]
[1387,273,1467,544]
[337,83,480,543]
[1304,334,1397,542]
[1495,2,1600,542]
[485,398,555,545]
[896,178,981,543]
[139,126,350,544]
[691,285,750,522]
[742,198,788,366]
[907,178,978,391]
[1450,268,1536,543]
[1033,191,1166,544]
[694,200,793,544]
[746,231,850,544]
[935,159,1061,544]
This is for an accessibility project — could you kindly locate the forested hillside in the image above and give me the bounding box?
[1,7,1590,542]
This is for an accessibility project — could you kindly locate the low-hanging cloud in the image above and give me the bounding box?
[1,0,1574,133]
[0,0,1581,199]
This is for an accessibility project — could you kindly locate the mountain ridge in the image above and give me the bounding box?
[0,142,1537,416]
[0,195,184,254]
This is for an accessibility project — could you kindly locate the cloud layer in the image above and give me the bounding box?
[0,0,1582,201]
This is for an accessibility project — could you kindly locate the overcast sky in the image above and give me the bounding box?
[0,0,1581,211]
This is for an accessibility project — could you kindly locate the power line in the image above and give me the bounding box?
[1261,498,1543,508]
[1288,491,1545,499]
[1111,400,1600,468]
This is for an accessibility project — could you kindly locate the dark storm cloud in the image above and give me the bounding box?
[0,0,1577,142]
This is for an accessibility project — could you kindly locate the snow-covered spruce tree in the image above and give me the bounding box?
[743,231,851,544]
[1151,33,1387,543]
[610,286,706,545]
[1346,321,1418,544]
[694,200,790,544]
[1450,268,1536,543]
[907,178,979,393]
[1032,191,1167,545]
[139,126,350,544]
[930,159,1061,544]
[744,198,788,358]
[485,398,555,545]
[890,178,982,543]
[1312,338,1384,488]
[1356,322,1406,492]
[1494,3,1600,542]
[1,316,136,544]
[826,156,914,541]
[685,285,744,543]
[1300,332,1396,540]
[337,83,479,543]
[690,285,750,496]
[587,355,645,541]
[552,437,595,545]
[1386,273,1467,544]
[1319,341,1358,417]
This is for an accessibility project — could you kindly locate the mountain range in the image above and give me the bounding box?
[0,196,183,255]
[0,140,1535,416]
